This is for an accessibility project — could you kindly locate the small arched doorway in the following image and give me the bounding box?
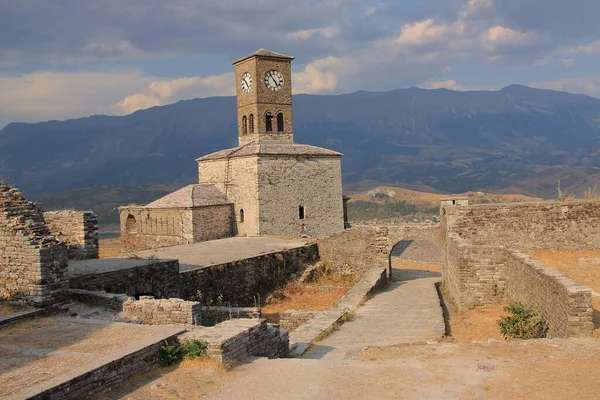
[388,239,441,281]
[126,214,138,234]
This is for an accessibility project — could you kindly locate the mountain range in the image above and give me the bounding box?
[3,84,600,198]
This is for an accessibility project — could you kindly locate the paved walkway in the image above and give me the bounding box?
[304,268,445,360]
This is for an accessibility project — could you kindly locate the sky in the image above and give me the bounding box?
[1,0,600,128]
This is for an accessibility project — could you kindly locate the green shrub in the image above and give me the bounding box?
[158,338,209,366]
[498,302,548,340]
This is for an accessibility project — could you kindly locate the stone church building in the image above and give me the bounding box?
[120,49,346,249]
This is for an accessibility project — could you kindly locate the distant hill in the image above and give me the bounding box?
[3,84,600,197]
[33,185,180,231]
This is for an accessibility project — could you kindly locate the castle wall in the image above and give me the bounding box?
[0,184,68,306]
[44,210,99,259]
[257,155,344,238]
[440,200,597,337]
[199,157,260,236]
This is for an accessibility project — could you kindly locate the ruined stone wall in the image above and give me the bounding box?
[198,157,260,236]
[445,200,600,252]
[279,310,316,331]
[440,200,596,337]
[122,296,260,325]
[179,244,319,305]
[192,205,234,242]
[69,244,318,306]
[44,210,99,259]
[257,155,344,238]
[182,319,289,364]
[119,208,192,250]
[503,250,593,337]
[0,184,68,306]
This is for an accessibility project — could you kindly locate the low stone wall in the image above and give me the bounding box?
[69,259,182,299]
[504,250,593,338]
[44,210,99,259]
[181,319,289,364]
[122,296,260,325]
[69,244,318,306]
[21,326,184,400]
[279,310,316,331]
[179,244,319,305]
[67,288,131,311]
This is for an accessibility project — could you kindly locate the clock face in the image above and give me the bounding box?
[240,72,252,93]
[264,70,284,91]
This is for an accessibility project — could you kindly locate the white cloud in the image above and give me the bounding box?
[290,26,340,40]
[560,58,575,67]
[486,26,532,44]
[558,40,600,55]
[395,19,451,45]
[0,70,154,125]
[426,79,467,91]
[114,73,235,114]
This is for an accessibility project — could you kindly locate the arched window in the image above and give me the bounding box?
[277,112,284,132]
[299,206,305,220]
[126,214,138,233]
[265,112,273,132]
[240,209,245,223]
[249,114,254,133]
[242,115,248,135]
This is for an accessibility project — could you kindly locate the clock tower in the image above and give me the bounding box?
[232,49,294,146]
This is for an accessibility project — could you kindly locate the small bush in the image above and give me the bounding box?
[498,302,548,340]
[158,338,209,367]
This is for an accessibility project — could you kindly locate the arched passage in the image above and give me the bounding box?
[388,239,441,281]
[126,214,138,234]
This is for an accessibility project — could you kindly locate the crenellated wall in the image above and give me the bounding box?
[44,210,99,259]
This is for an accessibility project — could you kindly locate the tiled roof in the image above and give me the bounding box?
[233,48,294,65]
[196,143,342,162]
[145,184,231,208]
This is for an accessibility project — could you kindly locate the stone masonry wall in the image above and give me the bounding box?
[69,244,319,306]
[199,157,260,236]
[317,225,440,278]
[179,243,319,305]
[44,210,99,259]
[0,184,68,306]
[504,250,593,337]
[257,155,345,238]
[181,319,289,364]
[122,296,260,325]
[445,200,600,252]
[441,200,596,337]
[279,310,316,331]
[119,208,191,251]
[192,205,234,242]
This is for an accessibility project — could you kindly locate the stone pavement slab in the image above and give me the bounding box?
[137,236,308,271]
[303,270,445,360]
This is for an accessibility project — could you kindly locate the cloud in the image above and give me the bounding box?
[290,26,340,41]
[426,80,468,91]
[558,40,600,55]
[114,73,234,114]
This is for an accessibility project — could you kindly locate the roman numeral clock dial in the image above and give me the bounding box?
[264,70,284,91]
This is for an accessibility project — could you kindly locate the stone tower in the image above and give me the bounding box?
[233,49,295,146]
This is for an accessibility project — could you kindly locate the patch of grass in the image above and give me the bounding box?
[158,338,209,367]
[498,302,548,340]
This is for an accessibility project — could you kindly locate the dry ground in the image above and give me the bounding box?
[530,249,600,332]
[261,273,356,323]
[101,338,600,399]
[0,318,159,398]
[99,237,122,258]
